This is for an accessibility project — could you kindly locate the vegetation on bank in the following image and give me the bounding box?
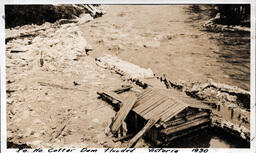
[5,5,86,28]
[215,5,250,27]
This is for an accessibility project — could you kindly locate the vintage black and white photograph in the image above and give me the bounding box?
[2,3,254,151]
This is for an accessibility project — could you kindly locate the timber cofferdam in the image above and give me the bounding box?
[96,54,249,147]
[97,88,212,147]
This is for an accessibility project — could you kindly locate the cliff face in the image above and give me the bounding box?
[5,5,86,28]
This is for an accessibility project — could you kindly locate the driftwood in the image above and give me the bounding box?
[38,82,88,92]
[110,93,137,135]
[97,90,124,104]
[49,120,69,142]
[10,50,27,53]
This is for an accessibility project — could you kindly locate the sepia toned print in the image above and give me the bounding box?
[5,4,251,149]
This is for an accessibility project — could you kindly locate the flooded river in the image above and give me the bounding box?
[80,5,250,148]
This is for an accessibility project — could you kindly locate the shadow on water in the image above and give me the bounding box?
[162,128,249,148]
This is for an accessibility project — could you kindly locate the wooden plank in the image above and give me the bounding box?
[135,94,164,114]
[98,90,125,103]
[133,92,158,111]
[110,93,137,135]
[141,97,169,117]
[133,91,156,108]
[136,88,153,100]
[159,104,184,121]
[140,95,167,113]
[161,105,187,122]
[143,98,170,119]
[128,116,160,148]
[158,100,179,118]
[161,118,210,135]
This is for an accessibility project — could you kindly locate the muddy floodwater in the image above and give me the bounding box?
[185,5,250,91]
[168,6,250,148]
[81,5,250,148]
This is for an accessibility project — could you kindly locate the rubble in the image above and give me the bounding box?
[211,117,250,143]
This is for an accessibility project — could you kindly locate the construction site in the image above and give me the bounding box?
[5,4,251,148]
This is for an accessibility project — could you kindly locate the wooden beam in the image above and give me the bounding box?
[161,118,210,135]
[164,124,209,143]
[97,90,125,104]
[110,93,137,135]
[113,85,133,94]
[128,116,160,148]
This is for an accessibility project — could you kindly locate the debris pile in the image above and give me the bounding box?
[174,80,250,110]
[96,54,154,88]
[212,116,250,142]
[156,75,250,111]
[6,23,91,72]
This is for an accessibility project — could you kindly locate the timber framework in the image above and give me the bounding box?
[97,87,211,147]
